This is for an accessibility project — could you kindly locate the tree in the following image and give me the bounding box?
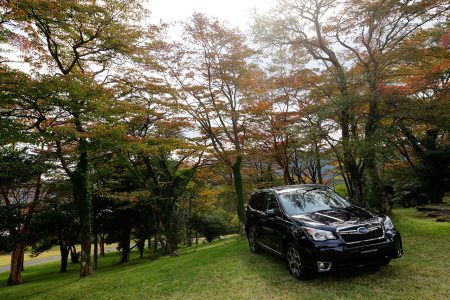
[32,181,80,273]
[254,0,365,206]
[124,146,203,254]
[250,57,301,185]
[332,0,448,212]
[0,147,48,285]
[385,24,450,204]
[166,14,262,233]
[3,0,161,277]
[0,66,50,285]
[254,0,448,212]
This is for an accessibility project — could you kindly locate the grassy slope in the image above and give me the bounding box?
[0,208,449,300]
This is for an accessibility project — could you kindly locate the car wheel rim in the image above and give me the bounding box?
[287,247,301,277]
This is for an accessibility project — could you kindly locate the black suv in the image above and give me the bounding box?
[245,185,403,280]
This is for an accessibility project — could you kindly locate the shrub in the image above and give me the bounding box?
[190,214,232,243]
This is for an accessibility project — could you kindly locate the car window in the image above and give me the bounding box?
[278,188,350,215]
[250,192,266,212]
[266,193,278,211]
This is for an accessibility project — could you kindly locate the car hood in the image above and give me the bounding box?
[291,206,381,227]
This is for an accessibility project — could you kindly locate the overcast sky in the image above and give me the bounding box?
[146,0,276,32]
[4,1,278,71]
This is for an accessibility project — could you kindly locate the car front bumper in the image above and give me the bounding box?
[303,230,403,272]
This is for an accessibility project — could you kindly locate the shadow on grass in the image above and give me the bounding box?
[239,244,400,284]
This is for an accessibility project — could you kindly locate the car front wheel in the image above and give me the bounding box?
[286,243,311,280]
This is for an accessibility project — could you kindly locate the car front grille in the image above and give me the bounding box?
[338,224,384,244]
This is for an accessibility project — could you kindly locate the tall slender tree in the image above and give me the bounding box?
[166,14,262,233]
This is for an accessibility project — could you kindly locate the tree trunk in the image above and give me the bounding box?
[186,226,193,247]
[340,109,364,206]
[99,234,105,257]
[8,242,26,285]
[93,233,98,269]
[315,141,323,184]
[138,238,145,258]
[70,245,79,263]
[164,212,178,254]
[282,163,292,185]
[166,231,177,254]
[57,228,67,272]
[79,240,92,277]
[159,237,166,254]
[364,83,388,214]
[153,235,158,252]
[366,152,389,214]
[351,175,364,206]
[231,156,246,236]
[58,228,68,272]
[60,246,69,273]
[20,250,24,272]
[72,137,92,277]
[120,212,131,263]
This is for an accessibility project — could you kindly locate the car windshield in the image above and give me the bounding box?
[278,188,350,215]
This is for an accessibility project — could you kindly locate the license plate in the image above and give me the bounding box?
[360,248,378,254]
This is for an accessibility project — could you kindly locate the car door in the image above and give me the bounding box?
[248,192,267,245]
[260,193,284,253]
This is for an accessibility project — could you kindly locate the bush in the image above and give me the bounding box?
[190,214,232,243]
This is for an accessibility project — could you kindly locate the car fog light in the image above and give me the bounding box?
[317,261,332,271]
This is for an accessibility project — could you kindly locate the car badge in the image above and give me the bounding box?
[357,227,369,234]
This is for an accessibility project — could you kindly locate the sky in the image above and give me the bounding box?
[146,0,276,32]
[3,0,277,72]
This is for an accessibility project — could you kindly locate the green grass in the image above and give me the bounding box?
[1,208,449,299]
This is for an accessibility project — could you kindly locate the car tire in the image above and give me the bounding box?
[286,243,312,280]
[248,227,262,254]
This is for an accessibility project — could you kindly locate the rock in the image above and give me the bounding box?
[427,213,443,218]
[417,205,450,212]
[436,217,450,223]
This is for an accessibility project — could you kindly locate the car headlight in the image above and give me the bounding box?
[384,216,394,230]
[303,227,336,241]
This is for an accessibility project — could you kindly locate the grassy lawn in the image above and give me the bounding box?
[0,208,449,299]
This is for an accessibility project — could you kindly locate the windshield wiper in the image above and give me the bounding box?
[303,187,324,193]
